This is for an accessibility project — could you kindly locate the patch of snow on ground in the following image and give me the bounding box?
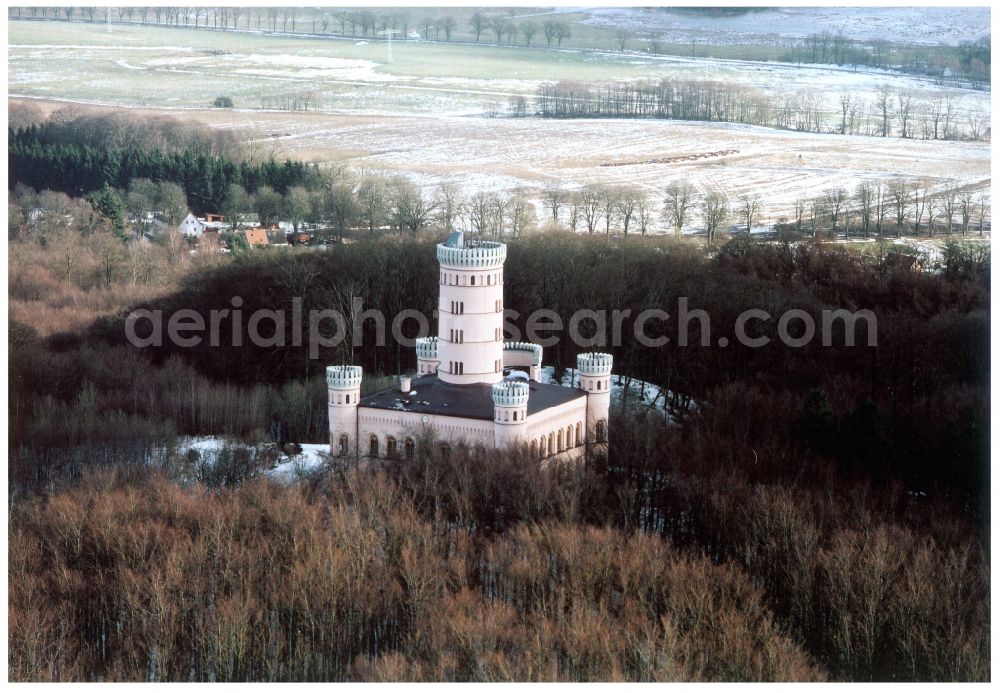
[540,366,693,423]
[267,444,332,483]
[174,437,331,484]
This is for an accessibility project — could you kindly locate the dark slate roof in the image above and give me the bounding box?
[360,374,585,421]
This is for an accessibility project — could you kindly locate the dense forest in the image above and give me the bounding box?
[7,106,991,681]
[9,115,322,213]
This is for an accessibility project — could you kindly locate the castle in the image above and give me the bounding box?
[327,231,613,460]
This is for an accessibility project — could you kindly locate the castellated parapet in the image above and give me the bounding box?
[436,239,507,268]
[576,352,613,376]
[492,380,530,408]
[326,365,363,390]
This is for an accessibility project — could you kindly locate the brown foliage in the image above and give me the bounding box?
[9,470,822,682]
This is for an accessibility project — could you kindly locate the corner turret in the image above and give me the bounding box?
[577,352,613,446]
[327,365,362,456]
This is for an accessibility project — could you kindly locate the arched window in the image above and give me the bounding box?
[513,411,518,422]
[471,275,476,285]
[440,443,451,459]
[596,420,607,443]
[576,422,583,446]
[387,436,397,457]
[548,432,554,455]
[530,440,537,458]
[369,435,379,457]
[339,434,350,456]
[404,438,415,459]
[557,429,564,451]
[567,426,574,448]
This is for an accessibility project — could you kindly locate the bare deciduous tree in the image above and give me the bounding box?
[580,184,604,235]
[616,186,642,236]
[702,192,729,244]
[739,194,762,237]
[664,182,695,240]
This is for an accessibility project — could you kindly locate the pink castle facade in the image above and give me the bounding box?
[327,232,613,460]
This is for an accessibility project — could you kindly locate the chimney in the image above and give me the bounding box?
[399,375,412,393]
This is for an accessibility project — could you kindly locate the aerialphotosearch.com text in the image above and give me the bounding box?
[125,296,877,358]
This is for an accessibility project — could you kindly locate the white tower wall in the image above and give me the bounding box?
[436,236,506,386]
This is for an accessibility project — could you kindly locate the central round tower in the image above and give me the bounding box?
[435,232,506,385]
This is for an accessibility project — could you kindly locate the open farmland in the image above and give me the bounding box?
[11,97,989,234]
[9,20,989,117]
[8,19,992,232]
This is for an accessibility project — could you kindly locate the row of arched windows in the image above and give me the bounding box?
[583,378,607,392]
[333,392,357,404]
[448,300,465,314]
[449,329,464,343]
[448,361,465,375]
[363,434,416,459]
[345,419,605,461]
[531,422,583,458]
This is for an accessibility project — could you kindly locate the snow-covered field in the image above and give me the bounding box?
[8,18,991,233]
[581,7,990,47]
[189,108,988,232]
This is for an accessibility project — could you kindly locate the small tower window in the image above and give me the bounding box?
[471,276,476,285]
[513,411,518,422]
[339,434,349,456]
[596,420,607,443]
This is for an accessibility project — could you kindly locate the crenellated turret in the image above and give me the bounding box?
[327,365,362,456]
[577,352,613,446]
[416,336,439,375]
[492,380,530,447]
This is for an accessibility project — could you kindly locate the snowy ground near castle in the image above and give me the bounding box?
[173,437,332,483]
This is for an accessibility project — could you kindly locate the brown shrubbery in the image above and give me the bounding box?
[9,469,822,682]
